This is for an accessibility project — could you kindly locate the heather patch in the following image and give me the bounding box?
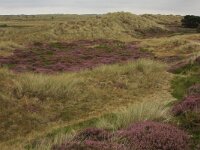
[172,95,200,116]
[0,40,152,73]
[118,121,190,150]
[53,121,190,150]
[172,94,200,149]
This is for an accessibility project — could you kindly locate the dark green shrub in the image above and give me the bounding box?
[181,15,200,28]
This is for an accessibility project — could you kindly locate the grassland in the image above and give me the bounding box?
[0,12,200,149]
[0,12,182,55]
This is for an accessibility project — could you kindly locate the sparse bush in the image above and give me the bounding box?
[118,121,190,150]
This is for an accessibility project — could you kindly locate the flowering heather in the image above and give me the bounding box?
[53,121,190,150]
[172,95,200,116]
[0,40,152,73]
[118,121,190,150]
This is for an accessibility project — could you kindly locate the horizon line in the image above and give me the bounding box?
[0,11,188,16]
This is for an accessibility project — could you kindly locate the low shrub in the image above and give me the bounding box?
[172,95,200,116]
[118,121,190,150]
[53,121,190,150]
[74,128,111,141]
[53,140,126,150]
[172,95,200,129]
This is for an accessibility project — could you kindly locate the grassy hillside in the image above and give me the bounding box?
[0,12,181,55]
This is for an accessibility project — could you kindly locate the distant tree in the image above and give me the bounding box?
[181,15,200,28]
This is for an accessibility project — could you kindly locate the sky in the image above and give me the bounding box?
[0,0,200,15]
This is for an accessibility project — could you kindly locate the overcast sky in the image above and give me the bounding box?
[0,0,200,15]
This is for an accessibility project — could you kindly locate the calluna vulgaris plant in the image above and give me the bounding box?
[53,140,127,150]
[172,95,200,116]
[118,121,190,150]
[172,94,200,128]
[53,121,190,150]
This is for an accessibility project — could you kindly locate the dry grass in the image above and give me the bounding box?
[140,34,200,58]
[0,41,23,56]
[0,12,181,53]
